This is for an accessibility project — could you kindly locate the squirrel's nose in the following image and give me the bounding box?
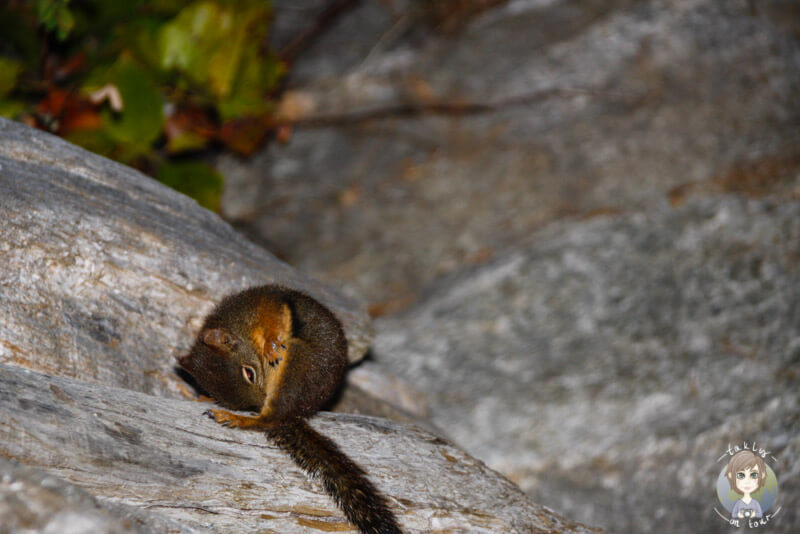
[177,354,194,373]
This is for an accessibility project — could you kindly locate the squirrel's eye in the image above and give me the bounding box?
[241,365,256,384]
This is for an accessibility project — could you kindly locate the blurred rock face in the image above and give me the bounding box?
[222,0,800,306]
[373,196,800,532]
[219,1,800,531]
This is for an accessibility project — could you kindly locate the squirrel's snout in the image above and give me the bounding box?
[177,354,194,373]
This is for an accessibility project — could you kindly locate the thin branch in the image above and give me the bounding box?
[359,14,412,69]
[280,0,363,63]
[289,86,645,127]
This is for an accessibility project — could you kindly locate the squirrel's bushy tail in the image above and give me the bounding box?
[267,419,402,534]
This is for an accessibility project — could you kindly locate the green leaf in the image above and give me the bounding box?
[157,0,276,107]
[0,98,26,119]
[36,0,75,41]
[87,54,164,158]
[63,128,117,157]
[0,57,23,96]
[218,43,284,120]
[129,18,171,75]
[166,129,208,154]
[156,160,223,211]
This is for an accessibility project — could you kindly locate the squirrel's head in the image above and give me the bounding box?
[179,327,267,411]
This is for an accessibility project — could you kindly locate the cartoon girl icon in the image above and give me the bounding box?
[725,450,766,519]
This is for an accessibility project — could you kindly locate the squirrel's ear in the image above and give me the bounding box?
[201,328,236,352]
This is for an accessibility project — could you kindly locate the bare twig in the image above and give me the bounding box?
[359,14,412,69]
[289,86,644,127]
[280,0,362,62]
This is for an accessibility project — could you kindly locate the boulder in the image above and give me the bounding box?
[0,364,600,533]
[221,0,800,306]
[0,118,597,532]
[0,117,371,400]
[372,195,800,532]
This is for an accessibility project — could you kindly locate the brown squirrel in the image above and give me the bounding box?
[178,285,402,534]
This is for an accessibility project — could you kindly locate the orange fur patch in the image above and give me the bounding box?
[248,300,293,419]
[250,302,292,366]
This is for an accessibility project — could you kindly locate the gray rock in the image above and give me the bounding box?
[269,0,399,84]
[0,457,196,534]
[0,118,601,532]
[0,117,371,402]
[372,195,800,533]
[0,364,600,533]
[220,0,800,305]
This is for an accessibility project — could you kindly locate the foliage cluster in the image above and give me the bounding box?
[0,0,286,210]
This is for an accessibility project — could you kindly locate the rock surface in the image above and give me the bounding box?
[0,363,599,534]
[214,1,800,531]
[0,458,193,534]
[0,118,597,532]
[3,0,798,531]
[0,117,371,402]
[372,195,800,533]
[221,0,800,306]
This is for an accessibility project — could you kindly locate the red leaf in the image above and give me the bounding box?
[216,116,273,156]
[37,89,103,134]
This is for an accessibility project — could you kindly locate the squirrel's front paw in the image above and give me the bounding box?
[205,408,263,429]
[205,408,237,427]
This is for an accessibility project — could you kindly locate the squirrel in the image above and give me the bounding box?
[177,285,402,534]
